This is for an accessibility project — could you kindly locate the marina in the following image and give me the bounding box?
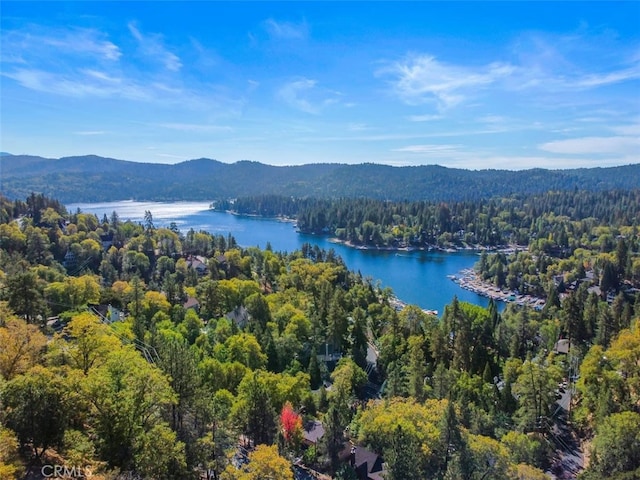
[450,268,546,310]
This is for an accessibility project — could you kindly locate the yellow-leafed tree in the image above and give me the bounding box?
[0,310,46,380]
[222,444,293,480]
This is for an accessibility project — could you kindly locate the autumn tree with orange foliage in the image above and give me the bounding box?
[280,401,302,448]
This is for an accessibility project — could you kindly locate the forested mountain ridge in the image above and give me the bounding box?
[2,154,639,203]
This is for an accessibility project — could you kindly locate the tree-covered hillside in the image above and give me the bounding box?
[1,193,639,479]
[2,154,639,202]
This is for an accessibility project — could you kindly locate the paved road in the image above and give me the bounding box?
[547,387,584,479]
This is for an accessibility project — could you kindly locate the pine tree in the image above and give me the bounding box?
[452,311,471,372]
[384,425,422,480]
[323,402,344,474]
[235,372,277,446]
[308,347,322,389]
[407,336,428,400]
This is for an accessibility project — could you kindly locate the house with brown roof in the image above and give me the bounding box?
[183,296,200,312]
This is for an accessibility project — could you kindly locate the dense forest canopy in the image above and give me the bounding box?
[1,154,640,202]
[0,192,639,480]
[218,190,640,247]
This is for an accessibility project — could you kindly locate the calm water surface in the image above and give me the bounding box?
[68,201,494,314]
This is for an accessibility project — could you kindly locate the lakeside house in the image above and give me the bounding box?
[302,420,325,447]
[100,232,114,250]
[342,444,386,480]
[554,339,570,355]
[226,305,249,329]
[183,296,200,312]
[187,255,208,276]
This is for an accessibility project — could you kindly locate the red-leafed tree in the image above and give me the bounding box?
[280,401,302,445]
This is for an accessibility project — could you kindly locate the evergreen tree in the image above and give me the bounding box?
[452,310,472,372]
[384,361,407,398]
[234,372,277,446]
[384,425,422,480]
[323,402,344,474]
[5,269,47,324]
[407,336,428,400]
[308,347,322,389]
[595,303,613,347]
[156,336,200,435]
[349,307,369,369]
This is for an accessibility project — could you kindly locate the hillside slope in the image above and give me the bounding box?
[1,154,639,202]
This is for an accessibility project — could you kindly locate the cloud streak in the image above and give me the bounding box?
[377,54,515,109]
[128,22,182,71]
[73,131,107,135]
[158,123,232,133]
[1,26,121,64]
[277,78,339,114]
[263,18,309,40]
[407,114,442,122]
[4,68,152,100]
[379,31,640,112]
[509,30,640,91]
[0,22,244,113]
[392,144,460,154]
[539,136,640,155]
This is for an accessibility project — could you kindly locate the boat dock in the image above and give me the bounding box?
[450,269,546,310]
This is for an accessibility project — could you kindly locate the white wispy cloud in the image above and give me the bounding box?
[2,67,242,113]
[573,66,640,88]
[297,126,532,143]
[407,114,442,122]
[73,130,107,135]
[380,30,640,113]
[278,78,317,113]
[158,123,232,133]
[392,144,460,154]
[263,18,309,40]
[189,37,221,70]
[610,123,640,136]
[1,26,121,64]
[539,136,640,155]
[49,29,122,61]
[128,22,182,71]
[377,54,515,109]
[4,68,152,100]
[510,61,640,91]
[1,24,153,100]
[478,115,507,124]
[277,78,339,114]
[1,22,244,113]
[508,30,640,91]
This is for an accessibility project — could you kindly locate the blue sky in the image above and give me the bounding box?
[1,2,639,169]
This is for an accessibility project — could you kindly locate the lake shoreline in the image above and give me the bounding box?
[67,201,497,313]
[326,236,525,255]
[223,210,298,223]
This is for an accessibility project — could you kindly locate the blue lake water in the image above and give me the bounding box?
[68,201,494,314]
